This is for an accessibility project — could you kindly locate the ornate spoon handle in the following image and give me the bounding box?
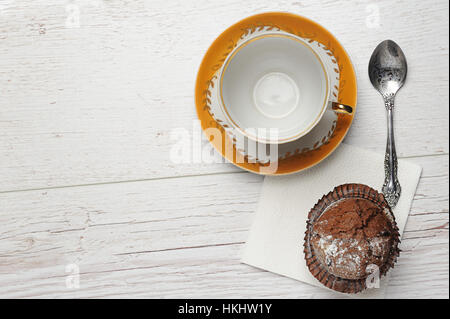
[382,95,401,207]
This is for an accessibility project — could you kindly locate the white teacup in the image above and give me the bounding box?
[218,33,353,144]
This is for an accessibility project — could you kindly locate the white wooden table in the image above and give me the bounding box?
[0,0,448,299]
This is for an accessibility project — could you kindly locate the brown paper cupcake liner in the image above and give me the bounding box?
[303,183,401,294]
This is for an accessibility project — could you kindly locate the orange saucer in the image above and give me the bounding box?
[195,12,357,175]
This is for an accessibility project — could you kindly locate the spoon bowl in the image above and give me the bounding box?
[369,40,407,97]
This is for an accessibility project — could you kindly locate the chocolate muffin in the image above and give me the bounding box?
[304,184,400,294]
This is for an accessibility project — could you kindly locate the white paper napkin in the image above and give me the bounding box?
[241,143,422,298]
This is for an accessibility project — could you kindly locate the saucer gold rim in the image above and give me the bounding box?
[195,12,357,175]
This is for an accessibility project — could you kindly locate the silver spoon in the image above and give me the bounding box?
[369,40,407,208]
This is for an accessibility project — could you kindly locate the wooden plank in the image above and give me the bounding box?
[0,154,447,298]
[0,238,447,298]
[0,0,448,191]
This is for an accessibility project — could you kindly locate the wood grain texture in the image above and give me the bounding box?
[0,0,448,298]
[0,155,448,298]
[0,0,448,191]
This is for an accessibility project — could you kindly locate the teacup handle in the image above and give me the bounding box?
[331,102,353,114]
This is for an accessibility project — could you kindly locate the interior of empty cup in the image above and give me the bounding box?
[220,34,328,144]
